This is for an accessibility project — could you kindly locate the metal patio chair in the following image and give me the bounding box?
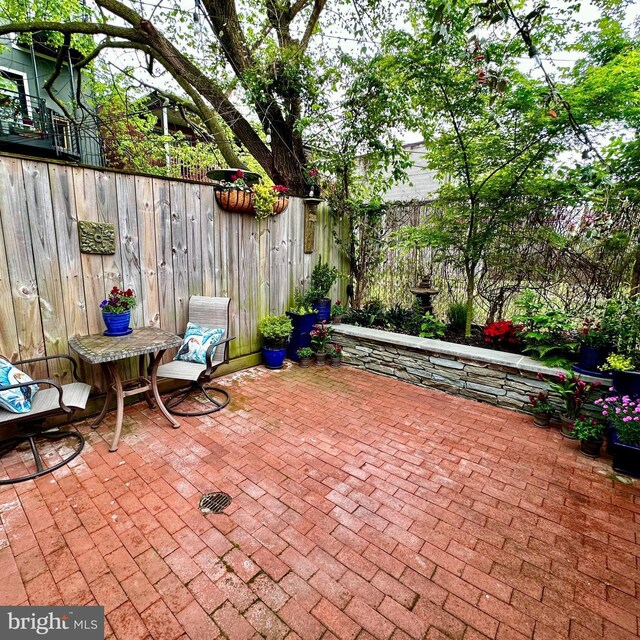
[0,354,91,485]
[157,296,235,417]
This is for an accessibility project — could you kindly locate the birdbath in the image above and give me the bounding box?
[410,275,439,315]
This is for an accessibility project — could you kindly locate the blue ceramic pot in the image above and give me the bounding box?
[611,430,640,478]
[286,311,318,361]
[612,370,640,398]
[577,345,606,374]
[262,346,287,369]
[314,298,331,323]
[102,310,131,336]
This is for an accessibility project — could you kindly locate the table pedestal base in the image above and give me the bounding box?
[92,350,179,451]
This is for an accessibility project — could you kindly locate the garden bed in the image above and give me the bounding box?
[332,323,600,414]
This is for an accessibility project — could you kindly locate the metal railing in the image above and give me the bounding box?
[0,87,81,159]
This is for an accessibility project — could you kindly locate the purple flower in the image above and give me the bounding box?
[623,416,632,422]
[100,300,108,308]
[602,411,608,416]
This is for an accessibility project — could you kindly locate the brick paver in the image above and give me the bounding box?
[1,364,639,639]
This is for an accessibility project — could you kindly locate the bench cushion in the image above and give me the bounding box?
[0,382,91,424]
[0,358,38,413]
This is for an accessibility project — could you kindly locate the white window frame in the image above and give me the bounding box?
[0,66,32,119]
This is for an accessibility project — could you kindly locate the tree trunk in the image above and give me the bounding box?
[630,242,640,297]
[465,267,475,337]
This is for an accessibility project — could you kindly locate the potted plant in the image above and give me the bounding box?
[306,166,321,198]
[309,259,339,323]
[327,343,343,367]
[286,293,318,361]
[253,182,289,219]
[529,391,553,428]
[572,417,605,458]
[331,301,345,324]
[296,347,313,368]
[594,394,640,477]
[574,317,610,375]
[100,286,137,336]
[213,169,255,213]
[602,353,640,398]
[539,371,601,439]
[311,321,333,366]
[258,314,293,369]
[601,295,640,395]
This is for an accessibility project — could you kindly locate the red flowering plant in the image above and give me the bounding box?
[483,320,521,345]
[326,343,342,359]
[220,169,251,190]
[529,391,553,415]
[307,166,320,185]
[100,286,137,314]
[536,370,600,420]
[310,321,333,353]
[272,184,288,194]
[577,317,609,349]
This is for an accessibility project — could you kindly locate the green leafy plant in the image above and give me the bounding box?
[296,347,313,358]
[309,259,339,300]
[513,290,577,367]
[253,181,278,220]
[384,303,424,335]
[419,312,446,339]
[572,417,605,442]
[447,302,467,333]
[343,299,386,328]
[258,315,293,349]
[331,301,345,316]
[601,353,634,372]
[601,295,640,365]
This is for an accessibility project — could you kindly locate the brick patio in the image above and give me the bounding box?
[0,364,639,640]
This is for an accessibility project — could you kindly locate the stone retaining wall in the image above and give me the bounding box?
[332,324,601,414]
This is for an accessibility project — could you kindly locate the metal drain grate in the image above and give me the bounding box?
[199,492,232,514]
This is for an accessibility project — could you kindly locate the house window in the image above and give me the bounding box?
[0,70,30,123]
[51,114,72,151]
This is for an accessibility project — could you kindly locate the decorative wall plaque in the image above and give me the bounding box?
[78,221,116,255]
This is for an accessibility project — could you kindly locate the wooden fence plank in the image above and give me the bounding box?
[185,183,203,297]
[0,180,20,361]
[170,181,188,332]
[22,159,70,382]
[201,187,216,297]
[135,176,160,327]
[153,178,176,334]
[0,156,46,378]
[95,169,123,292]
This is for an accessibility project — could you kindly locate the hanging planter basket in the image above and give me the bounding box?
[214,187,290,216]
[214,187,255,214]
[273,194,290,215]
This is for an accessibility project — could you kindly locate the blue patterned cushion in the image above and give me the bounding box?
[0,358,38,414]
[174,323,224,364]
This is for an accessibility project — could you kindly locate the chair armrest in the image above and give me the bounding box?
[11,354,82,382]
[205,337,235,371]
[0,379,71,414]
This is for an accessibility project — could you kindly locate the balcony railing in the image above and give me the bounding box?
[0,88,81,160]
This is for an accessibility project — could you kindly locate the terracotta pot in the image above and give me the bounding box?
[329,357,341,368]
[580,438,602,458]
[533,413,550,428]
[331,315,343,324]
[273,194,289,214]
[215,187,255,214]
[315,352,327,366]
[299,357,311,368]
[560,414,578,439]
[215,188,290,216]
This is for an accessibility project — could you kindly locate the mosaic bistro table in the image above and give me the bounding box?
[69,326,183,451]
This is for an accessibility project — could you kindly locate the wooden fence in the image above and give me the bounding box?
[0,154,349,391]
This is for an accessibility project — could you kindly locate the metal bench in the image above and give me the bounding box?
[0,354,91,485]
